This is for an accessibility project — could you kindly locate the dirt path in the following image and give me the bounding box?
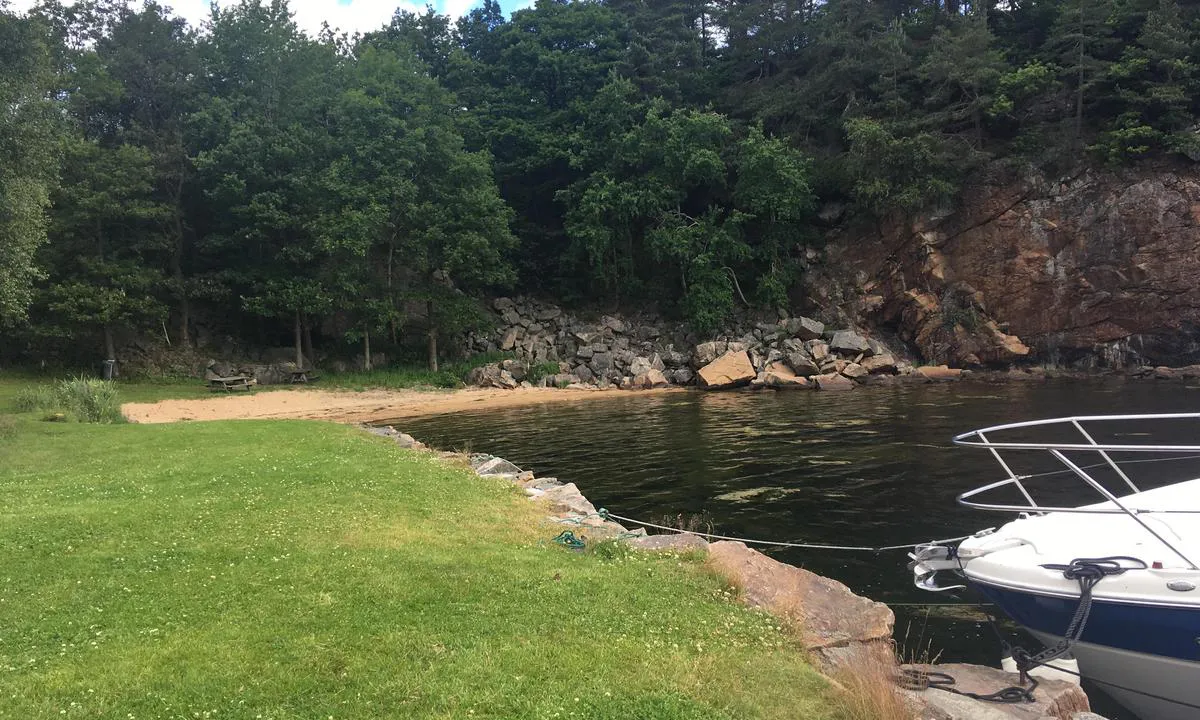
[123,386,683,424]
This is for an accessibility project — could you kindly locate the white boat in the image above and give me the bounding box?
[909,413,1200,720]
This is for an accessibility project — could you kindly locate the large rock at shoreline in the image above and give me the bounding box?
[763,362,811,389]
[813,373,855,391]
[632,369,670,389]
[917,365,963,382]
[903,663,1091,720]
[707,541,893,651]
[697,351,756,389]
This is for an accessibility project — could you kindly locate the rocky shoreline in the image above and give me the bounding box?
[462,296,1200,396]
[366,424,1107,720]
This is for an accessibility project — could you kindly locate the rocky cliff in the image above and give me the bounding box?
[826,162,1200,369]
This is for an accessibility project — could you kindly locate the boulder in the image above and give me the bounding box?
[625,533,709,553]
[806,340,831,362]
[706,541,893,653]
[475,456,523,476]
[576,346,594,360]
[917,365,964,382]
[694,341,727,367]
[786,352,821,377]
[493,297,515,312]
[763,362,811,389]
[781,316,825,341]
[500,359,527,381]
[829,329,872,355]
[466,363,516,389]
[629,355,653,377]
[541,482,598,516]
[602,315,627,333]
[697,351,756,389]
[903,663,1091,720]
[501,309,521,326]
[841,362,869,380]
[536,307,562,321]
[813,373,855,391]
[670,367,694,385]
[590,352,614,371]
[861,353,898,374]
[632,368,670,389]
[573,364,595,383]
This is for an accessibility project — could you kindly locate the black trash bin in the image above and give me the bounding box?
[102,359,117,380]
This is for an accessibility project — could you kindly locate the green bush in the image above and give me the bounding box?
[56,377,123,424]
[14,384,58,412]
[527,362,561,385]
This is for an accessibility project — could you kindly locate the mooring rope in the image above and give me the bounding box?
[554,507,975,552]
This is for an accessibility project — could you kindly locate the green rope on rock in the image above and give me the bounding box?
[553,530,586,550]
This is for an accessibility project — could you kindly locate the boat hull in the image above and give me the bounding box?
[974,581,1200,720]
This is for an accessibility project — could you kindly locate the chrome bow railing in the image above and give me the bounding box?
[953,413,1200,569]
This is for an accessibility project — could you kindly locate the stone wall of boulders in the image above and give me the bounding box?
[463,296,967,390]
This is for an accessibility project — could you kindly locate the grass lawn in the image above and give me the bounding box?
[0,399,848,719]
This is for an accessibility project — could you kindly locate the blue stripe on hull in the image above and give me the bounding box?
[973,582,1200,662]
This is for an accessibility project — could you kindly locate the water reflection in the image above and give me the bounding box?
[395,379,1200,719]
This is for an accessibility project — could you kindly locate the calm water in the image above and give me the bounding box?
[395,379,1200,718]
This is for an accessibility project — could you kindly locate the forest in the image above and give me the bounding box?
[2,0,1198,370]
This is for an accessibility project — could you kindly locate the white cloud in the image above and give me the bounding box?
[6,0,489,37]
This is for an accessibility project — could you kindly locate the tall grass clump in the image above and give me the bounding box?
[829,649,913,720]
[57,377,123,423]
[14,384,58,412]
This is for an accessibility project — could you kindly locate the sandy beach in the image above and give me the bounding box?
[122,385,683,424]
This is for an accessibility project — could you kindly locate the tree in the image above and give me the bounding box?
[40,139,167,361]
[1097,0,1199,160]
[322,42,516,371]
[96,3,201,345]
[0,10,61,327]
[195,0,343,367]
[918,11,1008,145]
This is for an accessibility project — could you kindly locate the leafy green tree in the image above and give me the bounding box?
[321,42,516,371]
[96,3,201,345]
[195,0,343,366]
[562,79,813,331]
[40,139,167,361]
[842,117,963,215]
[0,10,62,327]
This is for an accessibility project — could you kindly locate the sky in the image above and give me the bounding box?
[9,0,536,36]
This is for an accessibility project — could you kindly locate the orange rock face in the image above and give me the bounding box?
[832,164,1200,367]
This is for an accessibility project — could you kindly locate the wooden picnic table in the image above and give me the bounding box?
[208,375,256,392]
[288,369,318,384]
